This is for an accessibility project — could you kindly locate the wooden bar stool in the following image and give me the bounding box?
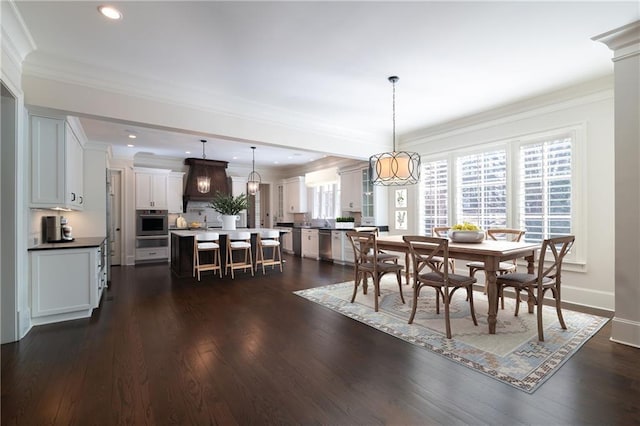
[193,232,222,281]
[226,231,254,278]
[255,230,283,274]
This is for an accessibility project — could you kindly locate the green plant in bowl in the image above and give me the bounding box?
[209,192,248,215]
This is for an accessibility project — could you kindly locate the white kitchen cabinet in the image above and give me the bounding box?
[343,233,355,264]
[135,170,168,209]
[301,228,319,259]
[30,115,85,210]
[167,172,185,213]
[340,168,362,212]
[284,176,307,213]
[360,169,389,226]
[331,231,344,263]
[30,241,106,326]
[281,228,293,253]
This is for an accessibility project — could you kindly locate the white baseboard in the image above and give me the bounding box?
[610,317,640,348]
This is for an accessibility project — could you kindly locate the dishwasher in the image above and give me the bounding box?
[319,229,332,261]
[292,227,302,257]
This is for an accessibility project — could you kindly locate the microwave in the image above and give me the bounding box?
[136,210,168,236]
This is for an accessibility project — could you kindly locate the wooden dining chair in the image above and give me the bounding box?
[403,235,478,339]
[467,228,525,308]
[193,232,222,280]
[432,227,455,273]
[346,231,405,312]
[355,227,400,265]
[496,235,575,341]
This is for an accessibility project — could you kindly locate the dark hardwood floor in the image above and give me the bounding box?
[2,255,639,425]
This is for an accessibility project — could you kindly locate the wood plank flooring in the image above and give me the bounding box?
[2,255,639,425]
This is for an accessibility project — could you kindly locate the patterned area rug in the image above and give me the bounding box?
[294,277,609,393]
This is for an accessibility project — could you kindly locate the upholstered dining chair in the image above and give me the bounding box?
[193,232,222,281]
[467,228,525,308]
[346,231,405,312]
[225,231,254,278]
[255,229,283,274]
[496,235,575,341]
[403,235,478,339]
[432,227,455,273]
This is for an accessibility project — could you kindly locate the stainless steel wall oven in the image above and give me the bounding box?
[136,210,168,236]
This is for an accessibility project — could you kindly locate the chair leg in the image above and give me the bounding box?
[552,287,567,330]
[396,270,405,304]
[373,276,380,312]
[467,286,478,326]
[514,289,521,316]
[537,296,545,341]
[408,283,420,324]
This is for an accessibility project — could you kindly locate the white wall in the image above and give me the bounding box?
[398,78,615,311]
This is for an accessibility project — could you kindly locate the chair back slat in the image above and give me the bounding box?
[537,235,575,284]
[403,235,449,280]
[346,231,377,266]
[487,228,525,242]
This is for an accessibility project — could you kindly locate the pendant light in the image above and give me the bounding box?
[247,146,261,195]
[196,139,211,193]
[369,76,421,185]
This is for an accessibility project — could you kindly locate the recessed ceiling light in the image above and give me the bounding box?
[127,144,134,148]
[232,156,238,160]
[128,134,136,139]
[98,5,123,20]
[274,161,279,164]
[185,151,191,154]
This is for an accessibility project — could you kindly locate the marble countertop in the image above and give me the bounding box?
[171,228,290,237]
[28,236,106,251]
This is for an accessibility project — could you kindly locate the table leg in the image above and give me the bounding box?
[525,253,536,314]
[486,270,498,334]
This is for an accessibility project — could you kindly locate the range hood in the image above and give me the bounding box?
[183,158,230,211]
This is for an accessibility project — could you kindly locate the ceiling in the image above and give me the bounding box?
[13,1,639,168]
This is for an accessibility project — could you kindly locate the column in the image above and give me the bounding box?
[594,21,640,347]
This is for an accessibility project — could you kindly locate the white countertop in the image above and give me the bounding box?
[171,228,290,237]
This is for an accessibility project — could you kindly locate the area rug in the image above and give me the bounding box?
[294,277,609,393]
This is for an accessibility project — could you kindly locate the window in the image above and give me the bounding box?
[311,183,339,219]
[519,136,572,244]
[421,130,578,260]
[421,159,449,235]
[456,149,507,230]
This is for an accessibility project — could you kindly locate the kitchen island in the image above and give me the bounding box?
[170,228,290,278]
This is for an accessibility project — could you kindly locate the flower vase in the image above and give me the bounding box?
[221,215,238,230]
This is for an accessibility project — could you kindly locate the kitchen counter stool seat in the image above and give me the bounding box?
[226,231,254,278]
[193,232,222,281]
[256,230,283,274]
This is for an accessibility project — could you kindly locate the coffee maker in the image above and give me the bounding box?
[60,216,73,241]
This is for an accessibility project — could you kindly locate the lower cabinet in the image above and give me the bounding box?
[30,243,106,325]
[301,229,319,260]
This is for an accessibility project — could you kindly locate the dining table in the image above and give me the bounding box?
[376,235,541,334]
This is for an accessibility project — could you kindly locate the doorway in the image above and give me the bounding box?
[108,169,122,266]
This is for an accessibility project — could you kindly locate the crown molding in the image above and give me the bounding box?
[402,76,614,148]
[1,1,36,64]
[592,20,640,61]
[22,52,382,146]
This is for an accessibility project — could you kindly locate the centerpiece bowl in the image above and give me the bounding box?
[450,230,485,243]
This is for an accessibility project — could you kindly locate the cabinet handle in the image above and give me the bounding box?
[71,192,76,201]
[79,196,83,204]
[149,252,157,255]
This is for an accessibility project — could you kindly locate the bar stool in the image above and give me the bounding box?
[255,230,283,274]
[226,231,254,278]
[193,232,222,281]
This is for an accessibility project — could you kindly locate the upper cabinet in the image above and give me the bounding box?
[30,115,85,210]
[166,172,185,213]
[135,169,169,210]
[340,168,362,212]
[284,176,307,213]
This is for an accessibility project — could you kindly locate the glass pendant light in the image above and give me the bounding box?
[247,146,261,195]
[196,139,211,193]
[369,76,421,185]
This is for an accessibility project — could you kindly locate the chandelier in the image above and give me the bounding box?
[196,139,211,193]
[369,76,421,185]
[247,146,261,195]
